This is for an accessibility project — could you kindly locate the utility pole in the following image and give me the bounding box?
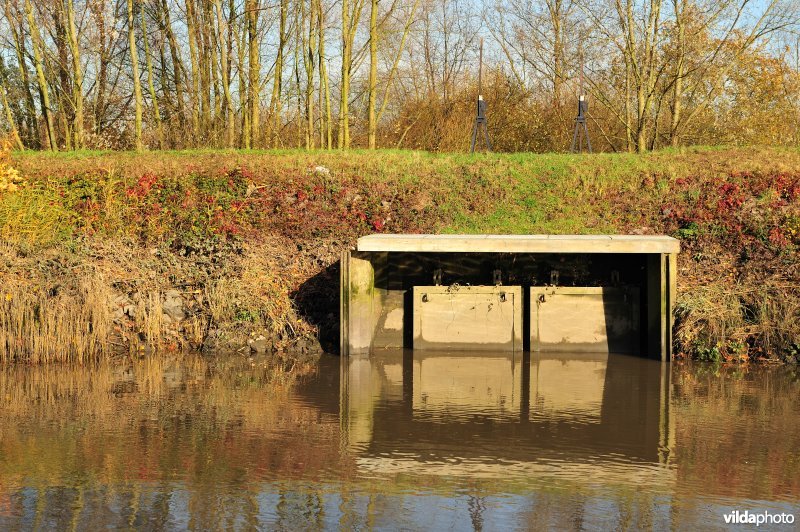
[571,44,591,153]
[470,37,492,153]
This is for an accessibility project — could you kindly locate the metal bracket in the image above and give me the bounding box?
[493,269,502,286]
[550,270,560,286]
[433,268,443,286]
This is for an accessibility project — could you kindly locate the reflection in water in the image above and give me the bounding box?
[343,351,673,486]
[0,353,797,529]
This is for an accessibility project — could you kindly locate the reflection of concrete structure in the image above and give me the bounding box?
[341,351,675,484]
[341,234,679,360]
[533,355,607,418]
[413,352,523,419]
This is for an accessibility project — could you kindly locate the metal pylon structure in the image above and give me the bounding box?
[571,49,592,153]
[470,38,492,153]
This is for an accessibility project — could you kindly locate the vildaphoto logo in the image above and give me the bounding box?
[723,510,795,526]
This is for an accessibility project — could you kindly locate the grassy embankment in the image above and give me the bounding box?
[1,146,798,364]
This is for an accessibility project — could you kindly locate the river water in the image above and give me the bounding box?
[0,352,798,530]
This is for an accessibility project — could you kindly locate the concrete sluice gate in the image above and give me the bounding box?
[341,235,680,360]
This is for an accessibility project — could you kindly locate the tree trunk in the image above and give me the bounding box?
[65,0,83,149]
[294,2,302,148]
[128,0,144,151]
[233,5,249,148]
[628,0,662,153]
[5,2,38,147]
[90,1,109,138]
[214,0,234,147]
[198,2,213,140]
[24,0,56,151]
[55,8,73,150]
[318,0,332,149]
[185,0,201,143]
[669,0,686,147]
[160,0,186,132]
[247,0,260,147]
[624,53,633,152]
[269,0,287,148]
[339,0,364,148]
[141,2,164,149]
[304,0,316,150]
[339,0,350,148]
[367,0,378,149]
[0,82,25,151]
[549,0,563,100]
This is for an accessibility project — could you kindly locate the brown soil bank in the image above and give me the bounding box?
[1,147,799,364]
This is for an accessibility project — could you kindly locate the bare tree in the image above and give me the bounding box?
[128,0,143,150]
[24,0,56,150]
[318,0,332,148]
[141,1,164,148]
[213,0,234,147]
[5,0,38,147]
[65,0,83,148]
[0,0,796,152]
[339,0,366,148]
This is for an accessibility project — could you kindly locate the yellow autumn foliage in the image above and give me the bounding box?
[0,138,23,193]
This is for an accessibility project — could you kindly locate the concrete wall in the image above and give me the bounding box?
[413,286,523,351]
[342,250,676,359]
[531,287,640,353]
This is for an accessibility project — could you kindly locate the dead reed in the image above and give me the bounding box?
[0,273,113,364]
[675,281,800,361]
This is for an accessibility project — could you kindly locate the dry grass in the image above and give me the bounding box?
[134,291,164,348]
[675,281,800,362]
[0,185,76,246]
[201,242,318,345]
[183,314,208,348]
[675,285,745,351]
[205,277,241,325]
[0,236,321,362]
[239,243,310,338]
[741,285,800,356]
[0,273,113,363]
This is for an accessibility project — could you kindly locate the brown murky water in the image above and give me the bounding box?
[0,352,798,530]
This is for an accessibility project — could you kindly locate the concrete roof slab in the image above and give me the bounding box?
[356,234,680,254]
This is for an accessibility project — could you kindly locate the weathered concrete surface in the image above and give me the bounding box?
[342,234,679,358]
[530,287,640,353]
[340,253,377,355]
[412,286,523,351]
[358,234,680,254]
[371,291,405,351]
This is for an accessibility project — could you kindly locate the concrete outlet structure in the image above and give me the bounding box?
[340,234,680,360]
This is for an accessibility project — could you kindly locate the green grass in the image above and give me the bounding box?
[8,144,800,239]
[5,145,800,242]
